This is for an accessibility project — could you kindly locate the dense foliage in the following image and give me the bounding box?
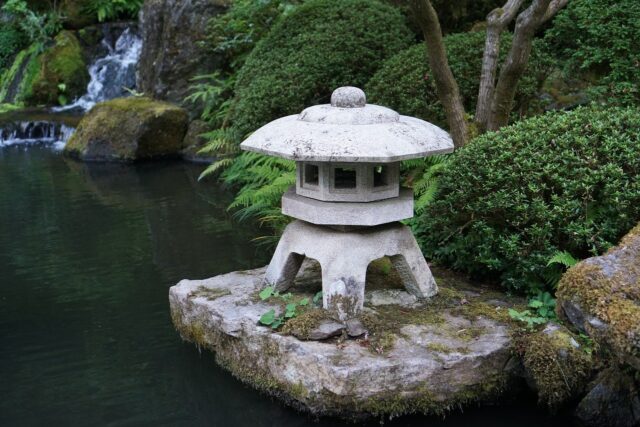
[206,0,301,71]
[83,0,143,23]
[427,0,502,33]
[2,0,63,47]
[545,0,640,105]
[229,0,413,137]
[414,107,640,293]
[0,23,26,70]
[366,31,551,127]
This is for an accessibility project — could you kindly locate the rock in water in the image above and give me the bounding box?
[137,0,228,107]
[575,368,640,427]
[169,263,521,418]
[64,97,188,161]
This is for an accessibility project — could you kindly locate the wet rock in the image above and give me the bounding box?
[345,318,366,337]
[575,368,640,427]
[557,223,640,370]
[137,0,228,110]
[64,97,188,162]
[181,119,214,163]
[307,320,345,340]
[170,263,521,418]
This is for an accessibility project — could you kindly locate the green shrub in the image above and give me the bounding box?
[206,0,300,71]
[366,31,551,127]
[0,24,27,71]
[229,0,413,137]
[414,106,640,293]
[544,0,640,105]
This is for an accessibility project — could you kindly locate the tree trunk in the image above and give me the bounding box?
[487,0,557,130]
[475,0,525,130]
[410,0,469,148]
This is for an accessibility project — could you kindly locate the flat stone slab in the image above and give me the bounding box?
[169,263,523,418]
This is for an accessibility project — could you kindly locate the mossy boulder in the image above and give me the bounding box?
[64,97,189,162]
[557,224,640,370]
[519,323,593,411]
[27,31,89,106]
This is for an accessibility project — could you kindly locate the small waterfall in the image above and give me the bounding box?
[56,28,142,112]
[0,120,75,150]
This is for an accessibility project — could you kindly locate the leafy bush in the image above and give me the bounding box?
[0,24,27,71]
[83,0,143,22]
[229,0,413,137]
[206,0,300,71]
[414,106,640,293]
[2,0,63,47]
[366,31,551,127]
[544,0,640,105]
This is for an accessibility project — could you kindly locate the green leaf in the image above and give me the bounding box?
[284,303,297,318]
[313,291,323,304]
[271,317,283,329]
[298,298,309,306]
[259,309,275,325]
[259,286,274,300]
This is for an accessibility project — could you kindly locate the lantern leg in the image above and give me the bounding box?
[264,226,305,292]
[322,260,368,321]
[389,228,437,299]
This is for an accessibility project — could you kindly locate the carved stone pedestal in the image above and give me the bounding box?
[264,219,437,320]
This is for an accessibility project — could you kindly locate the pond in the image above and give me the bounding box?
[0,144,572,426]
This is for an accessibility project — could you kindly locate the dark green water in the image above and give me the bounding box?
[0,146,572,426]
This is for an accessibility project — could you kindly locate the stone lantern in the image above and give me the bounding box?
[241,87,454,320]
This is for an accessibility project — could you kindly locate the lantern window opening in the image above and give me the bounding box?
[333,166,357,190]
[303,163,320,188]
[373,165,389,188]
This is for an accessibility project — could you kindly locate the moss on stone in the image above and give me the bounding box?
[28,31,88,106]
[519,326,593,411]
[0,43,41,104]
[64,97,189,162]
[557,223,640,368]
[280,308,329,339]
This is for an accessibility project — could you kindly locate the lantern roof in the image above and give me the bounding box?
[240,87,454,163]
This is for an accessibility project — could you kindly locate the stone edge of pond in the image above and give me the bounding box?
[168,265,525,419]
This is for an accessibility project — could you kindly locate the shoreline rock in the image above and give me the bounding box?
[64,97,188,162]
[169,262,526,418]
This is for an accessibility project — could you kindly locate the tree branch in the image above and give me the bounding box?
[543,0,569,23]
[488,0,554,130]
[410,0,469,148]
[475,0,525,129]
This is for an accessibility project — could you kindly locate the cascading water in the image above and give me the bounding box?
[56,28,142,112]
[0,25,142,150]
[0,120,75,151]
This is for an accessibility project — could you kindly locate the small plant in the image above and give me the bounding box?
[509,291,557,329]
[258,286,322,329]
[84,0,143,22]
[2,0,63,47]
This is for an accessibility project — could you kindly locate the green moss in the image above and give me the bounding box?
[557,223,640,366]
[519,326,592,410]
[281,308,328,339]
[27,31,88,106]
[0,43,41,104]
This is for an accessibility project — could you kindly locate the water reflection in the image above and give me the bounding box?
[0,147,572,426]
